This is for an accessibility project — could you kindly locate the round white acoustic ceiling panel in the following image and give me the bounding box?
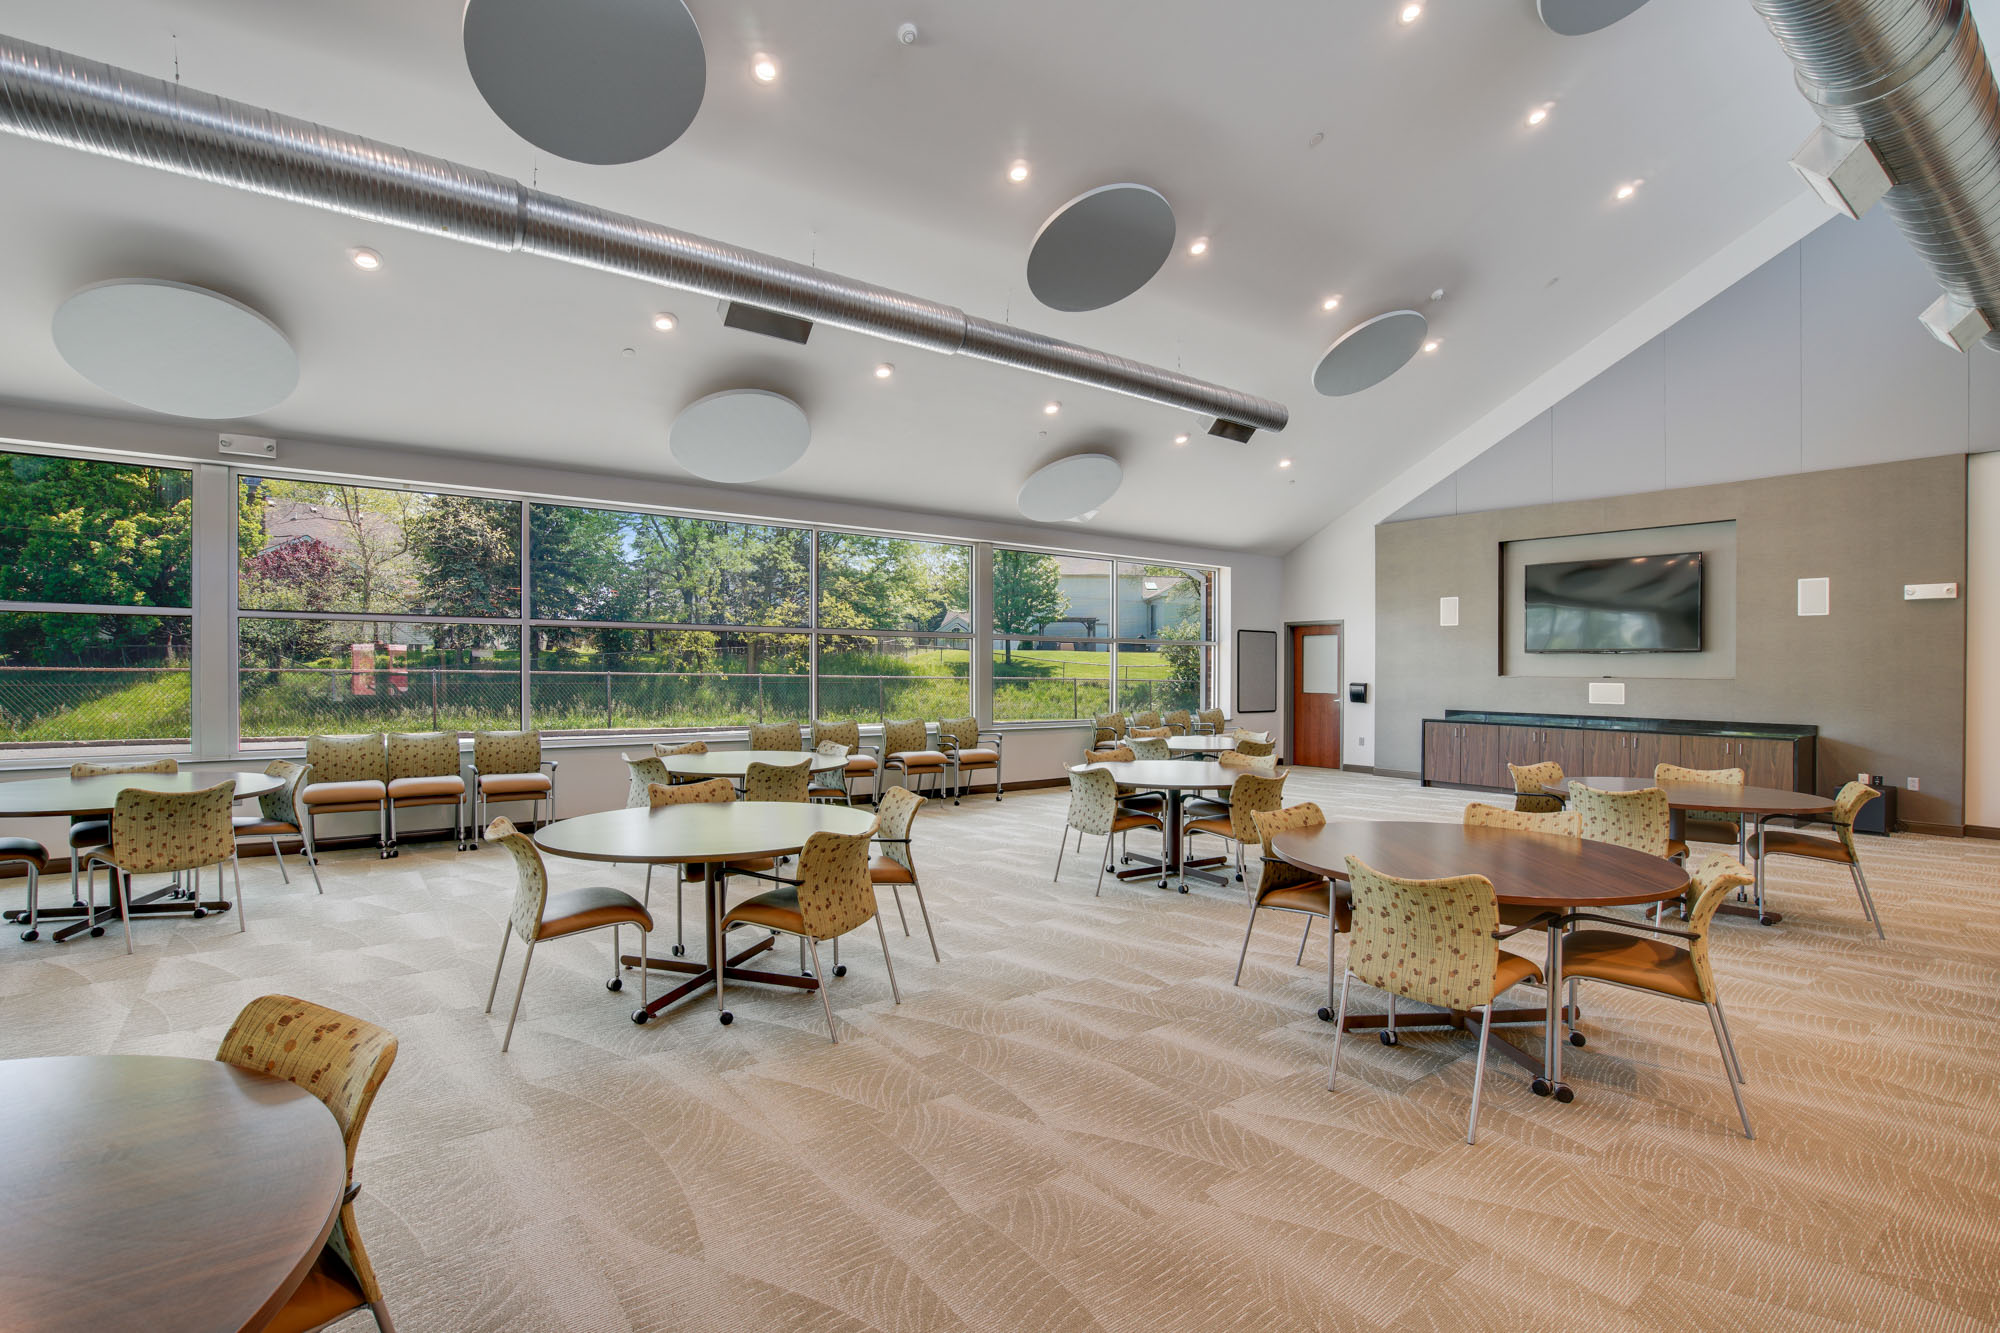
[1312,309,1428,397]
[1027,184,1176,312]
[1537,0,1653,36]
[52,279,299,419]
[463,0,706,164]
[670,389,810,483]
[1018,453,1122,523]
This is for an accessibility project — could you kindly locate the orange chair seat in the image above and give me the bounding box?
[1684,817,1741,844]
[1493,952,1546,995]
[1258,881,1347,929]
[1111,812,1162,834]
[232,814,299,837]
[1751,829,1851,863]
[537,885,651,940]
[869,856,915,884]
[1186,816,1236,839]
[725,857,779,874]
[888,750,950,771]
[388,775,464,800]
[262,1250,368,1333]
[952,748,1000,767]
[1558,929,1701,1003]
[723,885,806,935]
[301,780,386,809]
[1666,838,1690,861]
[843,754,880,774]
[480,772,552,795]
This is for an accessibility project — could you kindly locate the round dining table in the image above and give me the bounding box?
[0,1054,346,1333]
[1073,758,1249,889]
[0,770,284,943]
[1165,734,1240,758]
[1271,819,1692,1103]
[536,802,878,1024]
[654,750,847,782]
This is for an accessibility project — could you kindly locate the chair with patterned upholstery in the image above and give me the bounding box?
[641,777,736,958]
[484,817,651,1050]
[1556,854,1759,1137]
[1127,725,1173,741]
[1092,712,1128,748]
[1463,802,1582,930]
[654,739,709,760]
[64,758,179,911]
[882,719,949,800]
[1228,728,1273,744]
[2,837,49,942]
[1219,751,1279,775]
[1085,745,1162,817]
[808,740,855,804]
[1057,767,1164,896]
[744,759,810,804]
[233,759,323,893]
[1127,735,1172,761]
[1185,771,1288,883]
[1569,782,1683,861]
[1194,708,1226,735]
[1507,761,1566,815]
[302,734,389,860]
[84,781,240,954]
[1161,710,1193,736]
[1656,762,1748,856]
[470,731,557,844]
[720,823,899,1042]
[216,995,399,1333]
[813,722,877,805]
[936,716,1004,804]
[1233,737,1277,759]
[622,754,677,809]
[1747,781,1884,938]
[385,732,465,856]
[1128,711,1162,732]
[1330,855,1545,1144]
[748,722,804,752]
[1235,804,1348,1022]
[870,785,938,961]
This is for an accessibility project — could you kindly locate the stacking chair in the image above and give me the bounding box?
[1161,710,1193,735]
[232,759,323,893]
[470,731,557,842]
[719,823,900,1042]
[385,732,466,856]
[484,817,652,1050]
[1556,854,1759,1137]
[744,760,810,804]
[813,722,877,805]
[1235,804,1348,1021]
[1330,855,1546,1144]
[216,995,399,1333]
[870,786,939,961]
[1086,744,1162,817]
[642,777,736,958]
[1129,711,1162,732]
[1056,767,1163,896]
[1184,772,1287,882]
[2,838,49,941]
[302,734,389,860]
[1091,712,1127,748]
[1190,749,1278,815]
[936,716,1004,803]
[1747,781,1884,937]
[1464,802,1580,929]
[748,722,803,751]
[1506,761,1566,814]
[84,782,240,954]
[623,753,676,808]
[1569,781,1684,861]
[1127,735,1172,761]
[1233,737,1277,759]
[882,719,950,799]
[654,739,709,760]
[1656,762,1748,857]
[808,740,854,804]
[1193,708,1226,735]
[1128,725,1173,741]
[66,758,177,910]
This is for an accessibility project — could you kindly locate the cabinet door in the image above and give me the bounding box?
[1423,720,1461,785]
[1460,724,1511,790]
[1675,735,1738,775]
[1625,732,1665,778]
[1740,738,1796,789]
[1543,727,1588,781]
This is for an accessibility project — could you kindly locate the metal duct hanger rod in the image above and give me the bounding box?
[0,34,1287,435]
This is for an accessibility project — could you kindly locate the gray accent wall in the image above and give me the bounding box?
[1375,455,1969,828]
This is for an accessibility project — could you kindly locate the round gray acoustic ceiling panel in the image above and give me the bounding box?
[1017,453,1122,522]
[1027,184,1176,312]
[463,0,706,164]
[1537,0,1653,36]
[670,389,810,483]
[1312,309,1428,397]
[52,279,298,419]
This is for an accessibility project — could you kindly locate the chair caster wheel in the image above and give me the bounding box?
[833,964,847,978]
[1235,873,1244,882]
[191,907,207,919]
[606,977,623,992]
[1553,1083,1575,1104]
[20,929,37,942]
[631,1009,650,1024]
[671,944,686,957]
[1120,856,1131,865]
[90,926,105,937]
[1316,1006,1333,1022]
[1177,885,1189,894]
[719,1011,734,1025]
[1379,1031,1398,1047]
[1568,1031,1587,1047]
[1530,1077,1552,1097]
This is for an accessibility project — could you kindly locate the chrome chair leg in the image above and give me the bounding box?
[484,921,511,1013]
[269,835,290,883]
[232,852,245,931]
[1052,829,1067,882]
[1295,915,1312,965]
[908,874,940,962]
[807,937,838,1042]
[874,914,902,1004]
[1232,906,1258,986]
[500,937,537,1053]
[1707,1001,1754,1139]
[302,821,324,894]
[1467,1003,1494,1145]
[1850,861,1885,939]
[1327,969,1353,1090]
[1095,833,1113,897]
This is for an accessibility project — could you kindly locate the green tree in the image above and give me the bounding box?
[405,492,521,617]
[992,549,1067,664]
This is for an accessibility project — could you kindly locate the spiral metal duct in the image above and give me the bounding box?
[0,33,1288,433]
[1751,0,2000,349]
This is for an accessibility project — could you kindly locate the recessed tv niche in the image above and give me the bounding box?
[1522,552,1702,653]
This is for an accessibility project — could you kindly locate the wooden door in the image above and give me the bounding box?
[1422,720,1461,785]
[1289,625,1342,768]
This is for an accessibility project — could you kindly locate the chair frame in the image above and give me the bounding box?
[470,756,559,844]
[936,721,1005,805]
[1054,768,1164,897]
[233,760,324,894]
[384,732,468,857]
[2,842,46,942]
[84,783,243,955]
[881,720,949,801]
[1749,787,1885,938]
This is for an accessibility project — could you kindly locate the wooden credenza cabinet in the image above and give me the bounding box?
[1422,712,1816,794]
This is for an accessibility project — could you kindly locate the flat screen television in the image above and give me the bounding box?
[1523,552,1702,654]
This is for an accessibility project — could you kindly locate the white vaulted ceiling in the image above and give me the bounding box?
[0,0,1816,553]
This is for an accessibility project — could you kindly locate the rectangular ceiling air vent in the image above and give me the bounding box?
[1207,419,1256,443]
[722,302,814,344]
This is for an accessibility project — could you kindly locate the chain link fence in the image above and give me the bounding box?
[0,667,191,745]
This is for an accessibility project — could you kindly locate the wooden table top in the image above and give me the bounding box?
[1545,776,1835,817]
[535,802,878,865]
[0,770,284,818]
[0,1054,346,1333]
[654,750,846,779]
[1073,758,1249,790]
[1166,735,1239,754]
[1272,820,1691,910]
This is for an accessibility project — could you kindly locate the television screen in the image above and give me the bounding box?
[1523,552,1702,653]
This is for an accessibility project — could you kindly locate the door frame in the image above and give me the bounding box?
[1283,619,1342,768]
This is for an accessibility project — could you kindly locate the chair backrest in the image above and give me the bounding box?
[305,734,386,784]
[654,739,708,757]
[472,730,540,776]
[1830,780,1880,858]
[1655,762,1744,785]
[258,759,312,827]
[1508,760,1563,794]
[874,785,923,874]
[216,994,398,1180]
[1162,710,1192,733]
[108,781,238,875]
[1219,750,1279,774]
[744,760,810,803]
[1085,745,1133,763]
[1344,854,1501,1011]
[387,731,460,781]
[1229,728,1273,744]
[1226,772,1288,842]
[1128,736,1171,760]
[647,776,735,808]
[1464,802,1582,837]
[485,816,551,943]
[936,717,979,750]
[748,722,803,752]
[1251,802,1327,895]
[813,720,861,752]
[1234,738,1277,759]
[814,739,851,759]
[1569,782,1672,857]
[1092,712,1127,739]
[1196,708,1226,733]
[71,758,178,778]
[1128,711,1161,730]
[881,719,929,757]
[1066,767,1123,836]
[623,754,675,808]
[1128,726,1173,741]
[1686,854,1756,1001]
[793,824,881,939]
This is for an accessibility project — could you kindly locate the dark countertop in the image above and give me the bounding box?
[1436,710,1816,740]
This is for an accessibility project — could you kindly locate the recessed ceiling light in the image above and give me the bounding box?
[1187,236,1210,257]
[1526,103,1552,127]
[1614,178,1643,200]
[1399,3,1423,23]
[874,362,894,379]
[1278,458,1293,468]
[1423,339,1441,352]
[1008,159,1030,184]
[751,53,778,83]
[349,247,382,271]
[1321,295,1342,311]
[1173,432,1190,445]
[652,312,677,332]
[1043,400,1061,415]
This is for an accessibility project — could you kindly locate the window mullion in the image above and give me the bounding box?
[191,462,237,760]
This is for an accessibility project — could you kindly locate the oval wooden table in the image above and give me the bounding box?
[1545,776,1836,924]
[1272,820,1692,1102]
[1073,759,1255,890]
[654,750,847,782]
[536,802,878,1025]
[0,770,284,943]
[0,1054,346,1333]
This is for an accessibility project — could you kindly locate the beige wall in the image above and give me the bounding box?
[1374,455,1969,828]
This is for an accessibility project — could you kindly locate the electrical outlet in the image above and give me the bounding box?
[1358,736,1368,748]
[1906,776,1919,792]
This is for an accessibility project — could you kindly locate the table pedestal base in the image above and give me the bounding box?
[1337,1004,1579,1096]
[6,881,231,943]
[625,865,829,1023]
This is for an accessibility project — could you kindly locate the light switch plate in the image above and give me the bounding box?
[1439,596,1459,627]
[1904,582,1959,600]
[1588,681,1626,706]
[1797,577,1830,616]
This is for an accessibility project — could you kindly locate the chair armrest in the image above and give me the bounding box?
[1561,910,1701,941]
[977,729,1004,748]
[936,736,963,756]
[344,1181,362,1205]
[541,759,558,772]
[1492,918,1553,940]
[722,866,796,888]
[872,836,912,845]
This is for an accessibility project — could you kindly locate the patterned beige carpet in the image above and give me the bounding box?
[4,768,1997,1332]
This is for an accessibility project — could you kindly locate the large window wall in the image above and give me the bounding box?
[0,446,1215,752]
